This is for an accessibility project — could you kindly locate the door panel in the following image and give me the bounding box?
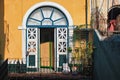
[56,28,68,68]
[26,28,38,68]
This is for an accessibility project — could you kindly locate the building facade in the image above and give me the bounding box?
[0,0,91,71]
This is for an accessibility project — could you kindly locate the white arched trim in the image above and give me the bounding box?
[21,1,73,62]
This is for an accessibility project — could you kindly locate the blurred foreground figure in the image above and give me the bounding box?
[108,20,116,32]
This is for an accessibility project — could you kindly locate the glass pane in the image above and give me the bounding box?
[29,55,35,66]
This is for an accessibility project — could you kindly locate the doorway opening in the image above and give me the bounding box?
[40,28,54,69]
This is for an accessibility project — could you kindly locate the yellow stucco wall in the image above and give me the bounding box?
[2,0,91,59]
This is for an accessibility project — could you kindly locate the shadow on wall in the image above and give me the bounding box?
[0,0,8,60]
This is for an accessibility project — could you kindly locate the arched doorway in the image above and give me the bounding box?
[21,2,73,71]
